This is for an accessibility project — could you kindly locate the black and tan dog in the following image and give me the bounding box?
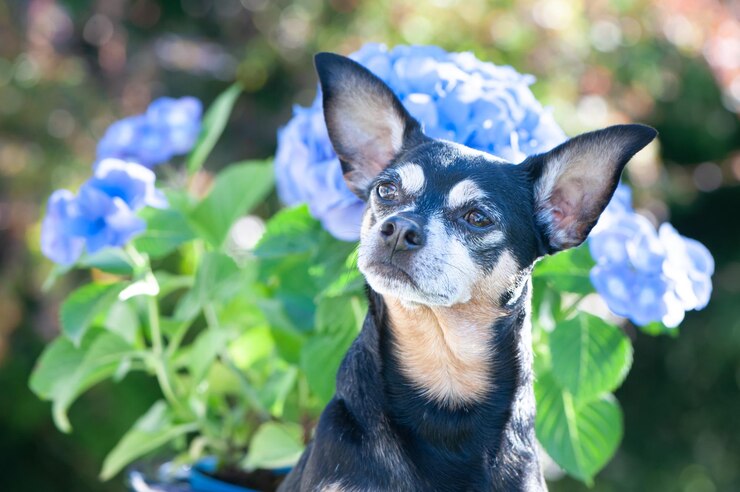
[278,53,656,492]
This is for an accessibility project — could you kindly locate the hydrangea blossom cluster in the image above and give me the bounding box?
[41,96,201,265]
[41,159,167,265]
[275,43,566,240]
[589,185,714,327]
[97,97,202,167]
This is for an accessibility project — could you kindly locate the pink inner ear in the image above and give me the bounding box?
[548,184,598,248]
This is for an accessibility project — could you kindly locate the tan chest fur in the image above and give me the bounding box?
[385,290,505,407]
[384,250,519,407]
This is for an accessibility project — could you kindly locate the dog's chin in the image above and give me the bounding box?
[359,261,456,307]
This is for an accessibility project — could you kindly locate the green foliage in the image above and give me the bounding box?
[550,313,632,402]
[187,84,242,174]
[535,373,623,484]
[189,160,274,247]
[100,401,198,480]
[60,282,125,345]
[242,422,305,471]
[134,206,196,258]
[30,329,137,433]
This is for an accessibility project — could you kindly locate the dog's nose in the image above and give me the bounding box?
[379,215,425,252]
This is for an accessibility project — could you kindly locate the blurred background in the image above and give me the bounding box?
[0,0,738,490]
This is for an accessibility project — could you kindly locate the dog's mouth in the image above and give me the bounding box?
[365,260,420,289]
[361,260,454,306]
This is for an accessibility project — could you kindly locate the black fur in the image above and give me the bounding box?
[279,285,544,491]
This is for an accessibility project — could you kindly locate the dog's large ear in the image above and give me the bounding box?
[315,52,426,199]
[527,124,657,253]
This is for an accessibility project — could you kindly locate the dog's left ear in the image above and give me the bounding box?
[315,52,426,199]
[527,124,657,254]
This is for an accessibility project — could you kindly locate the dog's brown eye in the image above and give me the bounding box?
[464,209,492,228]
[377,182,398,200]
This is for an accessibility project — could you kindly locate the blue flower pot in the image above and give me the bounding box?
[190,458,253,492]
[127,458,290,492]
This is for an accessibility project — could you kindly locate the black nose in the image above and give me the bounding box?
[379,214,425,252]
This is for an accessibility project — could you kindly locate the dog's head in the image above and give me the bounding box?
[315,52,656,308]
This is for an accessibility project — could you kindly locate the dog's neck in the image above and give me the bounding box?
[369,281,537,452]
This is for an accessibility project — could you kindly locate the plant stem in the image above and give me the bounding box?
[127,244,184,411]
[204,302,271,421]
[147,295,179,407]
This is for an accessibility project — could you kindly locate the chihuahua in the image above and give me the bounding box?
[278,53,656,492]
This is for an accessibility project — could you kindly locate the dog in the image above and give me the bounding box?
[278,52,656,492]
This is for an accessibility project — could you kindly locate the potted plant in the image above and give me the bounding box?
[30,44,713,491]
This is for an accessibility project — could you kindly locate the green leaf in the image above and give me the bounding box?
[315,295,365,335]
[29,330,136,432]
[550,313,633,402]
[534,245,596,294]
[79,249,134,275]
[258,367,298,418]
[188,328,234,383]
[187,84,242,174]
[535,372,623,484]
[189,160,275,247]
[101,401,197,480]
[134,207,196,258]
[173,252,242,321]
[253,205,323,258]
[242,421,304,471]
[104,300,141,345]
[60,282,124,345]
[300,295,363,404]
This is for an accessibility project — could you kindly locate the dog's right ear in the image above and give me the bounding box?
[315,52,426,199]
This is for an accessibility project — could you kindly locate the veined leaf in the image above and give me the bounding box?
[134,207,196,258]
[242,421,304,471]
[189,160,274,247]
[60,282,124,345]
[534,245,596,294]
[253,205,323,258]
[101,401,197,480]
[550,312,633,402]
[29,330,136,432]
[186,84,242,174]
[535,371,623,484]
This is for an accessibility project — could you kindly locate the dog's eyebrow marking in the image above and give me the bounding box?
[396,163,425,195]
[447,179,485,209]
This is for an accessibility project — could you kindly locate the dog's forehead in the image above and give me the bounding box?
[390,140,514,201]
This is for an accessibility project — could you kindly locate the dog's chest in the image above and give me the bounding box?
[385,296,500,407]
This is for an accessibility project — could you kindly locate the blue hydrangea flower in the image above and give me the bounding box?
[88,158,168,210]
[146,97,203,155]
[40,159,167,265]
[589,200,713,327]
[67,184,146,255]
[275,43,566,241]
[97,97,202,167]
[40,190,85,266]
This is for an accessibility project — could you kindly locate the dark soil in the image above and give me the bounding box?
[208,467,285,492]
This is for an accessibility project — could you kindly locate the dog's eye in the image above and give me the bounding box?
[464,209,493,228]
[377,182,399,201]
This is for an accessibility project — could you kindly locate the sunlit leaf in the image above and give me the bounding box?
[186,84,242,174]
[550,312,633,401]
[100,401,197,480]
[189,160,274,247]
[242,421,304,471]
[60,282,124,345]
[535,371,622,484]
